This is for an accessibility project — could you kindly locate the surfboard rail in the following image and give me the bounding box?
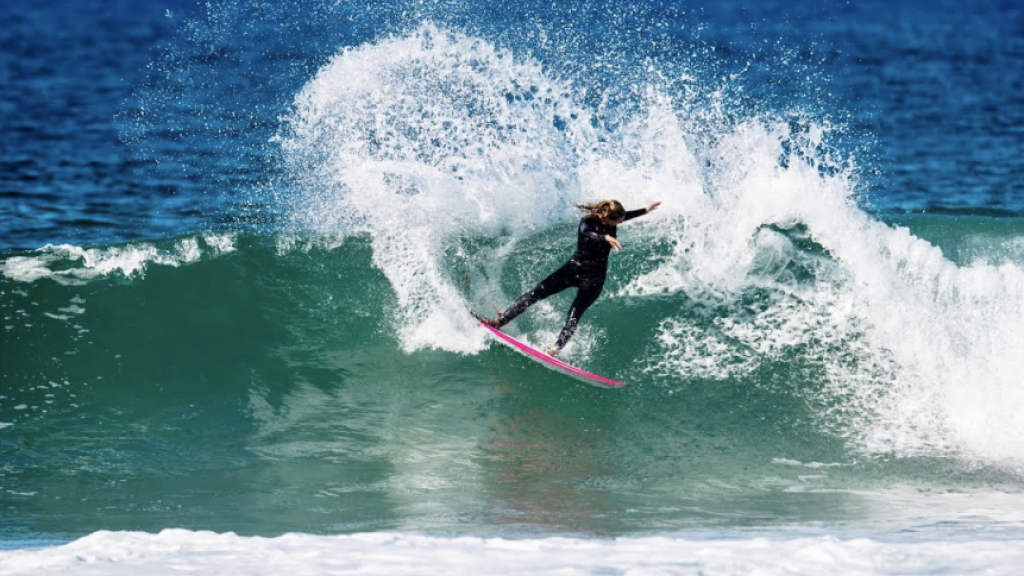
[476,318,626,388]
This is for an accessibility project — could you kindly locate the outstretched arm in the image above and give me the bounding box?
[623,201,662,222]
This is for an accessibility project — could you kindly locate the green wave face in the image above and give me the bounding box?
[2,219,1022,540]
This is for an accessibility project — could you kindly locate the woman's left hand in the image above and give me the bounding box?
[646,201,662,213]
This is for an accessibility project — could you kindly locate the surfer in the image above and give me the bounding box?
[480,199,661,357]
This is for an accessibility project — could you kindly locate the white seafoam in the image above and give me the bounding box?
[2,529,1024,576]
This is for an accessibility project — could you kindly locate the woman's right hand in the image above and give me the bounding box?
[605,235,622,251]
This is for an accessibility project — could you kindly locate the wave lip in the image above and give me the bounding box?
[0,234,237,285]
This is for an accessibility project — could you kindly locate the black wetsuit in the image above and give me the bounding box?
[497,208,647,349]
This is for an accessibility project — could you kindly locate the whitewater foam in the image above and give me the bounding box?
[580,110,1024,472]
[1,530,1022,576]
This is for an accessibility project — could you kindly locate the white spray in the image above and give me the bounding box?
[278,25,1024,472]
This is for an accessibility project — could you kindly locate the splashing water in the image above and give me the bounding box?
[274,24,1024,472]
[279,25,601,351]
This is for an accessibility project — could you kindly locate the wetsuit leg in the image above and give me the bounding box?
[554,274,605,349]
[498,263,577,327]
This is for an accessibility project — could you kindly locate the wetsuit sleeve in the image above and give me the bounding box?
[622,208,647,222]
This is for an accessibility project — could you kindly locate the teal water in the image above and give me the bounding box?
[3,214,1023,544]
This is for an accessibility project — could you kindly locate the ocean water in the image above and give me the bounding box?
[2,0,1023,574]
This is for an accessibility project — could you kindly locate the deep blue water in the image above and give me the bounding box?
[1,0,1022,251]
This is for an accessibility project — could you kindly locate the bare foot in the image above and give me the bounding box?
[545,347,560,357]
[480,317,500,328]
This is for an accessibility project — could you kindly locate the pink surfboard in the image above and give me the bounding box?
[476,318,626,388]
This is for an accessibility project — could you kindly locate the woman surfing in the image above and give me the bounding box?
[479,199,661,357]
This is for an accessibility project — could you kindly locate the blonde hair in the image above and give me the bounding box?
[575,200,626,220]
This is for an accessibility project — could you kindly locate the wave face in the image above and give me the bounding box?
[3,217,1023,540]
